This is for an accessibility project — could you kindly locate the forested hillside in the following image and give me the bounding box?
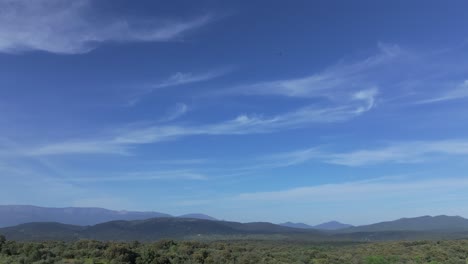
[1,235,468,264]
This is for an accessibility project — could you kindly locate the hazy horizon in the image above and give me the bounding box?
[2,0,468,225]
[1,204,465,227]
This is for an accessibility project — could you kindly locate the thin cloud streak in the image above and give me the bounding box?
[217,43,397,99]
[127,69,229,106]
[26,91,376,156]
[263,139,468,167]
[416,80,468,104]
[0,0,213,54]
[27,141,129,156]
[328,140,468,166]
[215,43,468,109]
[153,70,229,89]
[154,159,210,165]
[67,170,208,182]
[236,177,468,202]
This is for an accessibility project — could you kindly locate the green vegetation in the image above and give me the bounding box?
[1,235,468,264]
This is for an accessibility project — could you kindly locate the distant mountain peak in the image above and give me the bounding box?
[279,222,314,229]
[177,213,217,221]
[313,221,354,230]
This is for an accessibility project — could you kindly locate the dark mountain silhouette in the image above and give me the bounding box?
[177,214,217,221]
[0,218,320,241]
[0,205,171,227]
[339,215,468,233]
[0,222,85,241]
[313,221,354,230]
[279,222,314,229]
[2,215,468,242]
[3,205,468,242]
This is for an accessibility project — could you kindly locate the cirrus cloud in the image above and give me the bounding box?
[0,0,213,54]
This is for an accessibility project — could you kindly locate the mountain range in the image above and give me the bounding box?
[2,205,468,242]
[339,215,468,233]
[0,218,320,242]
[0,205,216,228]
[0,205,331,229]
[2,215,468,242]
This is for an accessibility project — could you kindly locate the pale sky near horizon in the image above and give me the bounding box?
[1,0,468,225]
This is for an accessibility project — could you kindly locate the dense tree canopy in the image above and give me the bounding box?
[0,237,468,264]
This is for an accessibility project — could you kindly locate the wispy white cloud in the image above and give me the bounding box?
[27,141,129,156]
[263,139,468,167]
[219,43,397,100]
[154,159,210,165]
[216,43,468,109]
[327,140,468,166]
[237,177,468,202]
[416,80,468,104]
[0,0,213,54]
[153,70,228,89]
[8,45,399,156]
[67,170,208,182]
[25,90,376,156]
[159,103,189,122]
[127,69,229,106]
[352,88,379,113]
[257,148,323,168]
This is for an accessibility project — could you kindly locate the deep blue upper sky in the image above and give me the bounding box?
[1,0,468,225]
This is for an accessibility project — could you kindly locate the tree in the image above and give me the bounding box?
[0,235,5,251]
[105,244,138,264]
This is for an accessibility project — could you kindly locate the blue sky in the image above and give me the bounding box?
[1,0,468,225]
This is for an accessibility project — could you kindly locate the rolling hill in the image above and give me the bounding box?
[338,215,468,233]
[313,221,354,230]
[177,214,217,221]
[279,222,314,229]
[0,222,85,241]
[0,217,320,241]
